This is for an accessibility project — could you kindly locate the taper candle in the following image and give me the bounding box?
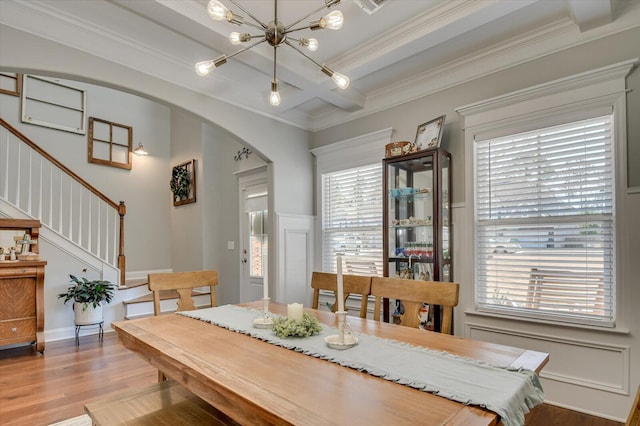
[336,254,344,312]
[263,256,269,299]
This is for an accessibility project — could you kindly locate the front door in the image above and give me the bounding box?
[239,173,268,303]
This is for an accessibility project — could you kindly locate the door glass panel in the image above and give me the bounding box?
[249,210,268,277]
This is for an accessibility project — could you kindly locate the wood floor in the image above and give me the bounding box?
[0,332,624,426]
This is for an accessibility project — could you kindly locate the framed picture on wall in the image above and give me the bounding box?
[170,159,197,206]
[415,115,445,151]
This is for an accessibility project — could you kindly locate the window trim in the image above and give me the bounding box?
[312,128,393,272]
[456,59,635,330]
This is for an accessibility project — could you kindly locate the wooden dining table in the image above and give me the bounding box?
[112,302,548,425]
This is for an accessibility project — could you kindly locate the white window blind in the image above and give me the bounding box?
[322,163,383,276]
[474,115,615,326]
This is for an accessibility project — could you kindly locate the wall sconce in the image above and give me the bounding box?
[133,142,148,156]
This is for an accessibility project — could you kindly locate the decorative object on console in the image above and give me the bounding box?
[415,115,445,150]
[195,0,350,106]
[170,159,197,206]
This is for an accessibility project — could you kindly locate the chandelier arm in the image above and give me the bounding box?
[226,0,268,29]
[284,40,323,69]
[284,25,316,35]
[285,0,339,31]
[227,38,267,60]
[242,21,266,31]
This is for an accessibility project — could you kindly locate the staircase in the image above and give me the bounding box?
[1,118,126,285]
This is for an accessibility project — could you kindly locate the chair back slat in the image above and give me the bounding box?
[311,272,371,318]
[371,277,459,334]
[148,270,218,316]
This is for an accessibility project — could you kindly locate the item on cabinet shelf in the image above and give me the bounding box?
[415,115,445,150]
[9,247,16,261]
[385,141,412,158]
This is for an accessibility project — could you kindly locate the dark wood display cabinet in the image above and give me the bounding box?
[382,148,452,331]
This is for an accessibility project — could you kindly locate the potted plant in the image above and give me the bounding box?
[57,273,116,325]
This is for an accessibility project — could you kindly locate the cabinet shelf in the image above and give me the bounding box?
[383,148,453,329]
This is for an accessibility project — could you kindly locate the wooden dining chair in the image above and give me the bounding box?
[310,272,372,318]
[371,277,459,334]
[148,270,218,381]
[147,270,218,316]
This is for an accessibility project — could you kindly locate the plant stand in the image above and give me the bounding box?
[75,320,104,346]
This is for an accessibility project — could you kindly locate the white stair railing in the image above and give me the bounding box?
[0,118,126,284]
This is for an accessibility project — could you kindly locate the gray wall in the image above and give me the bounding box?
[312,26,640,200]
[312,26,640,420]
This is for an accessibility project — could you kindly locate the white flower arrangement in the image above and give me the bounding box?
[272,313,322,338]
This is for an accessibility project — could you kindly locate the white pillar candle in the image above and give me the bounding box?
[336,254,344,312]
[287,303,304,322]
[263,256,269,299]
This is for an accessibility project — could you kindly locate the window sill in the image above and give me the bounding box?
[464,309,630,335]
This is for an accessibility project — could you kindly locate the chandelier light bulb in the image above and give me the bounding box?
[230,32,241,45]
[195,56,227,76]
[331,71,350,89]
[195,60,215,76]
[307,38,319,51]
[230,32,250,45]
[207,0,229,21]
[270,80,281,106]
[323,10,344,30]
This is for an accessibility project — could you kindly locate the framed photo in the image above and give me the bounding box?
[414,115,445,150]
[170,159,197,206]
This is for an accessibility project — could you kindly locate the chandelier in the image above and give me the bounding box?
[195,0,350,106]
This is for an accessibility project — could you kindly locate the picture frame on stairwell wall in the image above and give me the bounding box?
[170,159,197,206]
[415,115,446,151]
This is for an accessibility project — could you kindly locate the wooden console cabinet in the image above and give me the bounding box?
[0,220,46,352]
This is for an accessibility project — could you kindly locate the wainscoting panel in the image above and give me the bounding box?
[276,213,314,304]
[467,323,630,395]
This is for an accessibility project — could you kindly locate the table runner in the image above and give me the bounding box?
[179,305,544,426]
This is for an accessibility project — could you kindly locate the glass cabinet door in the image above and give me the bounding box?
[382,148,453,328]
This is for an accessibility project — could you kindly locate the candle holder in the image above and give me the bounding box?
[252,298,274,329]
[325,310,358,350]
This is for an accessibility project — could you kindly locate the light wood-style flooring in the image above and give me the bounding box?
[0,332,624,426]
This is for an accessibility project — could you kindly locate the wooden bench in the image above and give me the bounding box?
[84,380,238,425]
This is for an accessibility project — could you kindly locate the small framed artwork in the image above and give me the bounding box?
[415,115,445,151]
[170,159,197,206]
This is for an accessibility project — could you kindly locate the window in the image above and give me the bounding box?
[322,163,383,275]
[249,210,268,277]
[474,115,615,326]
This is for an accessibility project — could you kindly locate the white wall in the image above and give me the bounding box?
[311,27,640,421]
[0,23,314,329]
[1,75,174,340]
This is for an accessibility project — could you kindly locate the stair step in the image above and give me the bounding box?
[123,289,210,305]
[120,278,148,289]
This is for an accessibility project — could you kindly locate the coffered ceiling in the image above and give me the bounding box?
[1,0,639,131]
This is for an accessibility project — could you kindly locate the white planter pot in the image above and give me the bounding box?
[74,302,104,325]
